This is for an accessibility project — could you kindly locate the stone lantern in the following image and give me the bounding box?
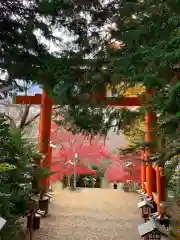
[138,199,154,222]
[138,217,168,240]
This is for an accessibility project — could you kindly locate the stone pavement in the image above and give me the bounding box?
[34,186,141,240]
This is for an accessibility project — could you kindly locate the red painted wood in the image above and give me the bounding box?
[38,90,53,189]
[156,166,165,215]
[104,97,141,106]
[46,145,53,189]
[145,111,153,197]
[15,93,142,106]
[141,151,146,192]
[15,94,42,104]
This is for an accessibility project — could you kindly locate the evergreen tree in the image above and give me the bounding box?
[122,114,145,148]
[0,116,36,239]
[0,0,115,96]
[41,1,179,136]
[2,0,180,131]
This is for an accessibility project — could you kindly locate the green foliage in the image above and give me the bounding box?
[1,0,180,135]
[33,166,52,180]
[44,2,180,209]
[0,163,16,172]
[0,117,35,239]
[123,115,145,148]
[41,0,180,137]
[89,158,111,178]
[0,0,112,98]
[164,83,180,114]
[89,164,104,178]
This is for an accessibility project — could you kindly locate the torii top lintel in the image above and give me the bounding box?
[15,93,142,106]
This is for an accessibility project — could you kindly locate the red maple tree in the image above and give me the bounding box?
[50,118,109,181]
[50,116,141,183]
[104,152,141,183]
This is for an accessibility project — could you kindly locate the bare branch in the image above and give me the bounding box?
[24,112,40,126]
[18,104,31,129]
[24,105,62,127]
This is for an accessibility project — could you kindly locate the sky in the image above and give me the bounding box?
[27,85,42,94]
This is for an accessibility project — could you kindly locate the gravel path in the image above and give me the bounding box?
[34,187,141,240]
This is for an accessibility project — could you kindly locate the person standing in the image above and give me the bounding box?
[113,182,118,189]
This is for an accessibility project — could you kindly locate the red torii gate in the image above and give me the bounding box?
[15,89,165,216]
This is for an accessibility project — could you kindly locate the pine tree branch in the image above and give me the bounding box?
[164,149,180,162]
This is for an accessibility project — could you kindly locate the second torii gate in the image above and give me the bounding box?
[15,88,165,216]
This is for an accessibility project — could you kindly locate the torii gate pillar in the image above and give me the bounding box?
[141,150,146,192]
[38,90,53,190]
[145,111,157,197]
[15,90,53,190]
